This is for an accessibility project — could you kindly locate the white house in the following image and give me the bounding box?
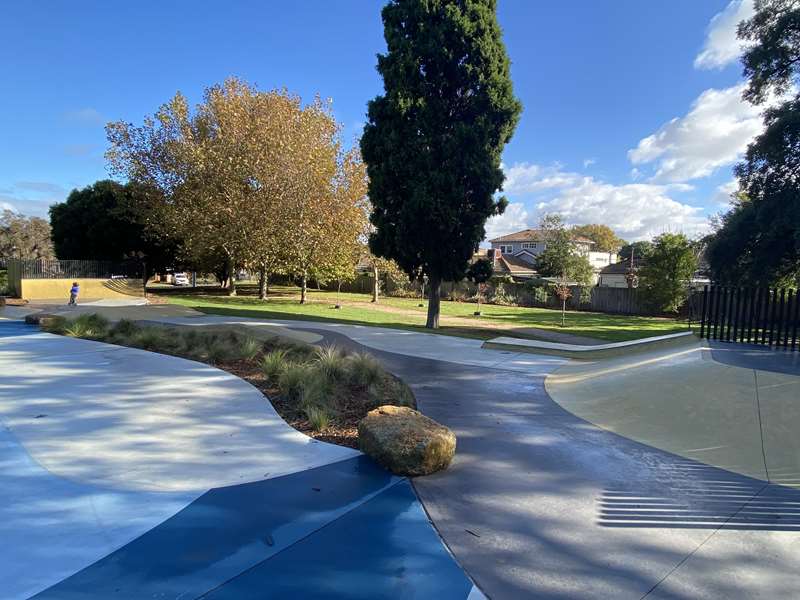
[484,228,615,282]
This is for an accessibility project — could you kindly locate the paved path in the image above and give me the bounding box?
[1,320,478,599]
[191,316,799,600]
[6,309,800,599]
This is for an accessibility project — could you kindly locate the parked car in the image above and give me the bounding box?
[173,272,190,286]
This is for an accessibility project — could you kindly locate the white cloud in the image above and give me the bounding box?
[488,162,712,242]
[534,179,709,241]
[0,199,16,212]
[485,202,529,241]
[628,83,772,182]
[694,0,755,70]
[583,158,596,168]
[503,162,580,194]
[711,179,739,206]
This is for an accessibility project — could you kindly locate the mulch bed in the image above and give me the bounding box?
[223,357,364,449]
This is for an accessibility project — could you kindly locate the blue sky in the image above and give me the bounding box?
[0,1,762,241]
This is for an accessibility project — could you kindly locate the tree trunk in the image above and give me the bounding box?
[258,267,267,301]
[561,298,566,327]
[300,273,308,304]
[228,260,237,296]
[372,265,379,303]
[426,277,441,329]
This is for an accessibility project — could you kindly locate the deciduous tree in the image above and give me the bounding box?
[361,0,522,328]
[639,233,698,313]
[0,210,54,260]
[570,224,624,254]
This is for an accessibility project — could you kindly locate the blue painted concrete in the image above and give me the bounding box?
[33,457,472,599]
[0,425,198,600]
[0,320,36,338]
[204,479,474,600]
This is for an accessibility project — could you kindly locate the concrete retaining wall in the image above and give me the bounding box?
[20,278,144,300]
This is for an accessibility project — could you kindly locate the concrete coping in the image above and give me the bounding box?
[482,330,697,359]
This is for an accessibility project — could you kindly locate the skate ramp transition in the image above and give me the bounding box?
[546,339,800,487]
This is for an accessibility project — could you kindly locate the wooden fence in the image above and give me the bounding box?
[698,286,799,350]
[331,274,655,315]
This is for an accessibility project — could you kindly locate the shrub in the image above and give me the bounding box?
[347,352,383,388]
[109,318,140,339]
[239,337,262,362]
[304,405,330,431]
[132,327,169,351]
[262,349,290,380]
[206,339,236,364]
[314,345,347,381]
[301,367,335,409]
[64,321,91,338]
[278,363,309,402]
[275,338,316,361]
[368,376,416,409]
[40,315,68,334]
[71,313,110,338]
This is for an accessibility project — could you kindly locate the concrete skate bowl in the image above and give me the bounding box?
[546,339,800,489]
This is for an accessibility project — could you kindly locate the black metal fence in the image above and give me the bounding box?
[11,259,143,280]
[698,286,799,350]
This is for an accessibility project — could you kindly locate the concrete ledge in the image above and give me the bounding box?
[482,330,697,359]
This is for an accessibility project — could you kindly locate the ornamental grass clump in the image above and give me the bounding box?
[239,337,262,362]
[304,405,330,432]
[347,352,383,388]
[278,363,309,403]
[261,349,290,381]
[314,345,347,382]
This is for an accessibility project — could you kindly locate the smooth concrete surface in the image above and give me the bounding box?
[546,340,800,487]
[287,325,800,600]
[153,315,567,375]
[0,328,357,492]
[0,423,199,600]
[20,277,144,301]
[484,330,696,358]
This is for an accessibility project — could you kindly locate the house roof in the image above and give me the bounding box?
[600,258,645,275]
[500,254,537,274]
[489,228,595,245]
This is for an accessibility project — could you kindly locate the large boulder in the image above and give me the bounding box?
[358,405,456,476]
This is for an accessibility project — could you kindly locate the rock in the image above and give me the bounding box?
[358,405,456,476]
[24,313,62,328]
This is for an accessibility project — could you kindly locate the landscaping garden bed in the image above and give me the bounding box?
[41,313,416,449]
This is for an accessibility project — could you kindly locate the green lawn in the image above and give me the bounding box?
[161,284,689,342]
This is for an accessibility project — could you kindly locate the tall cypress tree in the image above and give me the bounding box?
[361,0,521,328]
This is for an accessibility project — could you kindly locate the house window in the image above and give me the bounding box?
[499,245,513,254]
[521,242,538,249]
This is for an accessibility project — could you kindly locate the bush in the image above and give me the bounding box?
[40,315,68,334]
[239,337,262,362]
[314,345,347,382]
[205,338,237,364]
[262,349,290,380]
[73,313,110,338]
[301,367,335,409]
[278,363,309,402]
[276,338,316,362]
[347,352,383,387]
[109,318,140,339]
[368,376,416,409]
[133,327,170,351]
[304,405,330,431]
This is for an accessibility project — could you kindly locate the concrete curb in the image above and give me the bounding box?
[482,330,697,359]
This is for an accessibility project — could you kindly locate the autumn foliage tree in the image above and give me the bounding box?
[106,78,367,300]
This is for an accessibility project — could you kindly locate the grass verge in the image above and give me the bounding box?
[159,285,689,343]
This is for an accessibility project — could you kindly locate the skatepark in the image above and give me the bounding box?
[1,303,799,599]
